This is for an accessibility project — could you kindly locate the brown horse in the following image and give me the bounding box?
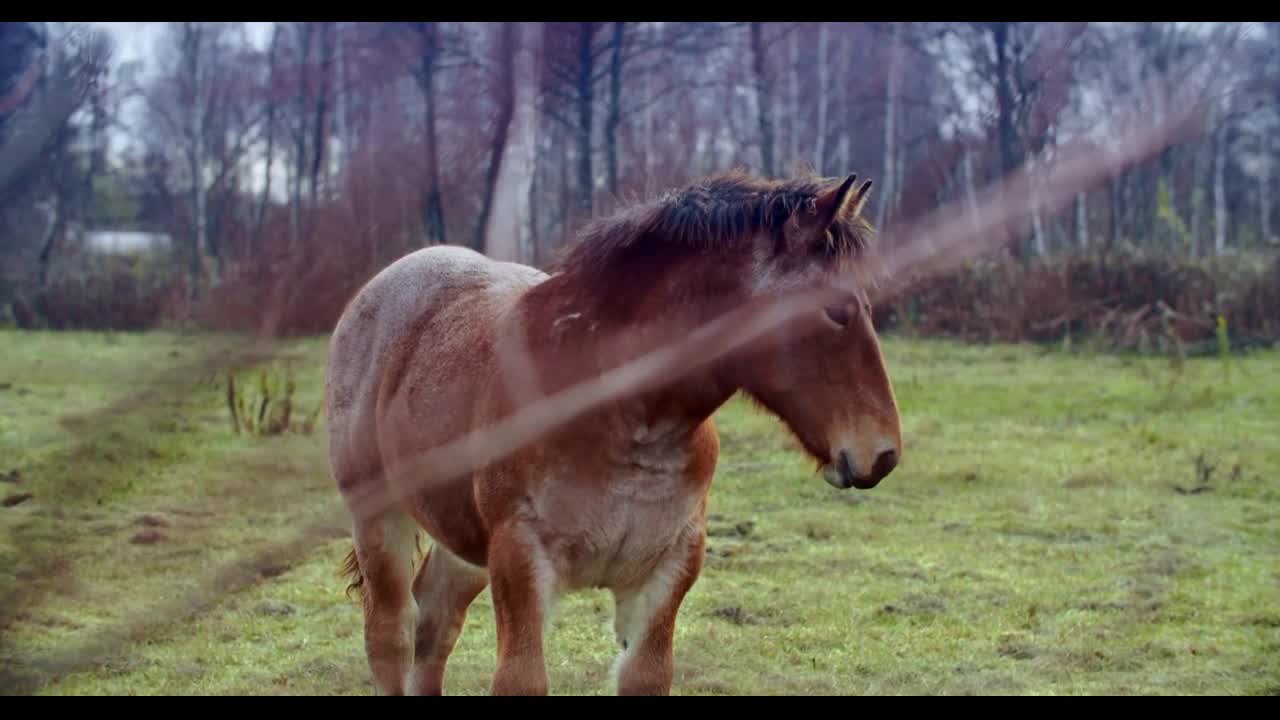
[325,169,903,696]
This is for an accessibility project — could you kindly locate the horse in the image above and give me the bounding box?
[324,168,904,696]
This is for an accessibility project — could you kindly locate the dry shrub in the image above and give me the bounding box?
[874,248,1280,352]
[195,208,384,337]
[17,249,186,331]
[225,360,322,436]
[194,137,431,337]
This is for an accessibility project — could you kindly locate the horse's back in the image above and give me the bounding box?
[326,245,547,493]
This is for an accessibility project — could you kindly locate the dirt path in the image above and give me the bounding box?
[0,338,285,693]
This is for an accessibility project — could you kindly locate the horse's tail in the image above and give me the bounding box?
[337,533,428,601]
[339,546,365,600]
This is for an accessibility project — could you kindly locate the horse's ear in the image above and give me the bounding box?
[785,173,859,248]
[848,178,874,218]
[814,173,859,228]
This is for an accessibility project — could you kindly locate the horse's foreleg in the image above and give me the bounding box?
[352,510,420,696]
[487,523,555,696]
[611,524,705,696]
[408,543,490,695]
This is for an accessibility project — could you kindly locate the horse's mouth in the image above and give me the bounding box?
[821,450,880,491]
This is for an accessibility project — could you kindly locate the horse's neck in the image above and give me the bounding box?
[577,377,732,477]
[510,259,744,449]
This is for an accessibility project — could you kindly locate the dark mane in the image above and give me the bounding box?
[550,168,876,279]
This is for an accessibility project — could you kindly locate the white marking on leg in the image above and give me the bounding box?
[515,523,560,637]
[386,512,422,694]
[609,550,686,683]
[354,511,421,695]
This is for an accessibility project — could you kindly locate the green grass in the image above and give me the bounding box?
[1,329,1277,695]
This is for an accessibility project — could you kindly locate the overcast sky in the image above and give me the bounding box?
[91,22,274,73]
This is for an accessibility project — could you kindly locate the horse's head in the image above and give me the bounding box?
[728,173,902,491]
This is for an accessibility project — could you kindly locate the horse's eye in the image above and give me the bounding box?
[824,304,851,328]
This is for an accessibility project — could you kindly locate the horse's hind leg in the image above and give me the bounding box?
[351,510,420,696]
[407,543,490,695]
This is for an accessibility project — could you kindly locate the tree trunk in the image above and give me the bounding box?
[473,22,518,255]
[893,137,906,217]
[750,22,775,177]
[574,22,596,217]
[254,23,280,248]
[1189,136,1208,256]
[334,22,349,170]
[1075,191,1088,250]
[962,148,980,234]
[1109,173,1122,250]
[82,77,106,225]
[605,22,625,197]
[308,22,332,210]
[37,191,62,289]
[185,23,208,300]
[419,22,446,245]
[1124,169,1138,249]
[876,22,899,230]
[511,35,541,266]
[1214,122,1227,255]
[642,24,657,195]
[992,23,1018,177]
[560,127,572,247]
[290,23,312,250]
[837,28,852,175]
[788,27,799,170]
[1156,147,1175,249]
[289,142,302,250]
[813,22,828,174]
[528,134,541,264]
[991,22,1024,259]
[1029,156,1045,257]
[1031,209,1046,257]
[1260,132,1272,245]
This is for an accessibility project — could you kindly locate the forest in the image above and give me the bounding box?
[1,22,1276,348]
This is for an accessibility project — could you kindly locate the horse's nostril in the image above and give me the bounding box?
[835,450,856,488]
[876,448,899,474]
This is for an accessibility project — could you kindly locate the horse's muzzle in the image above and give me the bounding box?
[823,448,897,490]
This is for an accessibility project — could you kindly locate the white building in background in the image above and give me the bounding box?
[81,229,173,255]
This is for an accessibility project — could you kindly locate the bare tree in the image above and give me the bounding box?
[0,23,113,320]
[253,23,281,247]
[180,23,209,297]
[750,22,775,177]
[473,22,517,253]
[876,22,900,229]
[411,21,447,244]
[605,22,627,196]
[487,22,542,264]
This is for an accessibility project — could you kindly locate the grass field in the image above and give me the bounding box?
[1,328,1277,695]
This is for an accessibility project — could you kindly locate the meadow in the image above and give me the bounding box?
[1,328,1277,695]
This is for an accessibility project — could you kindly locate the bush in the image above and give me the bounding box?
[224,360,323,437]
[21,248,185,331]
[873,248,1280,352]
